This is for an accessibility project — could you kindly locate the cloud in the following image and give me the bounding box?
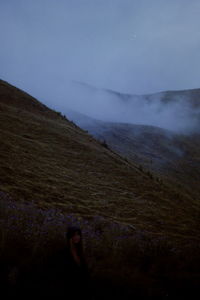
[43,80,199,134]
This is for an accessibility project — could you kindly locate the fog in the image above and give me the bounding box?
[46,81,200,134]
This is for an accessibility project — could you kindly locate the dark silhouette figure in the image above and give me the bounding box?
[7,225,93,299]
[44,225,92,298]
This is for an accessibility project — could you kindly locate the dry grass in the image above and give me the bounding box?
[0,79,200,238]
[0,191,200,298]
[0,79,200,298]
[85,121,200,200]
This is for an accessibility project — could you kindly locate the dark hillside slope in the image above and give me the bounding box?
[65,82,200,200]
[0,80,59,119]
[0,80,199,241]
[68,111,200,200]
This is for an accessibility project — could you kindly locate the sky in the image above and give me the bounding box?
[0,0,200,132]
[1,0,200,95]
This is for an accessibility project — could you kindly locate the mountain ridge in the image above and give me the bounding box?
[73,80,200,99]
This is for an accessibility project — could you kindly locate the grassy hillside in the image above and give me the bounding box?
[0,79,199,238]
[1,79,200,298]
[65,108,200,200]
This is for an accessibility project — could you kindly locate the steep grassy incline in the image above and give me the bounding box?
[75,117,200,200]
[0,80,199,242]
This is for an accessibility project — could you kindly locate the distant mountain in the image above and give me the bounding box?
[65,86,200,200]
[144,88,200,108]
[68,81,200,133]
[73,80,200,107]
[0,79,199,242]
[74,80,200,107]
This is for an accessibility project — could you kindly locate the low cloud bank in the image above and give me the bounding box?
[48,81,200,134]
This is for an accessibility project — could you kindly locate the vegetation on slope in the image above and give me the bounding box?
[0,80,200,298]
[0,79,199,237]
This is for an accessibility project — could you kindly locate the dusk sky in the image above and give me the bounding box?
[0,0,200,131]
[1,0,200,93]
